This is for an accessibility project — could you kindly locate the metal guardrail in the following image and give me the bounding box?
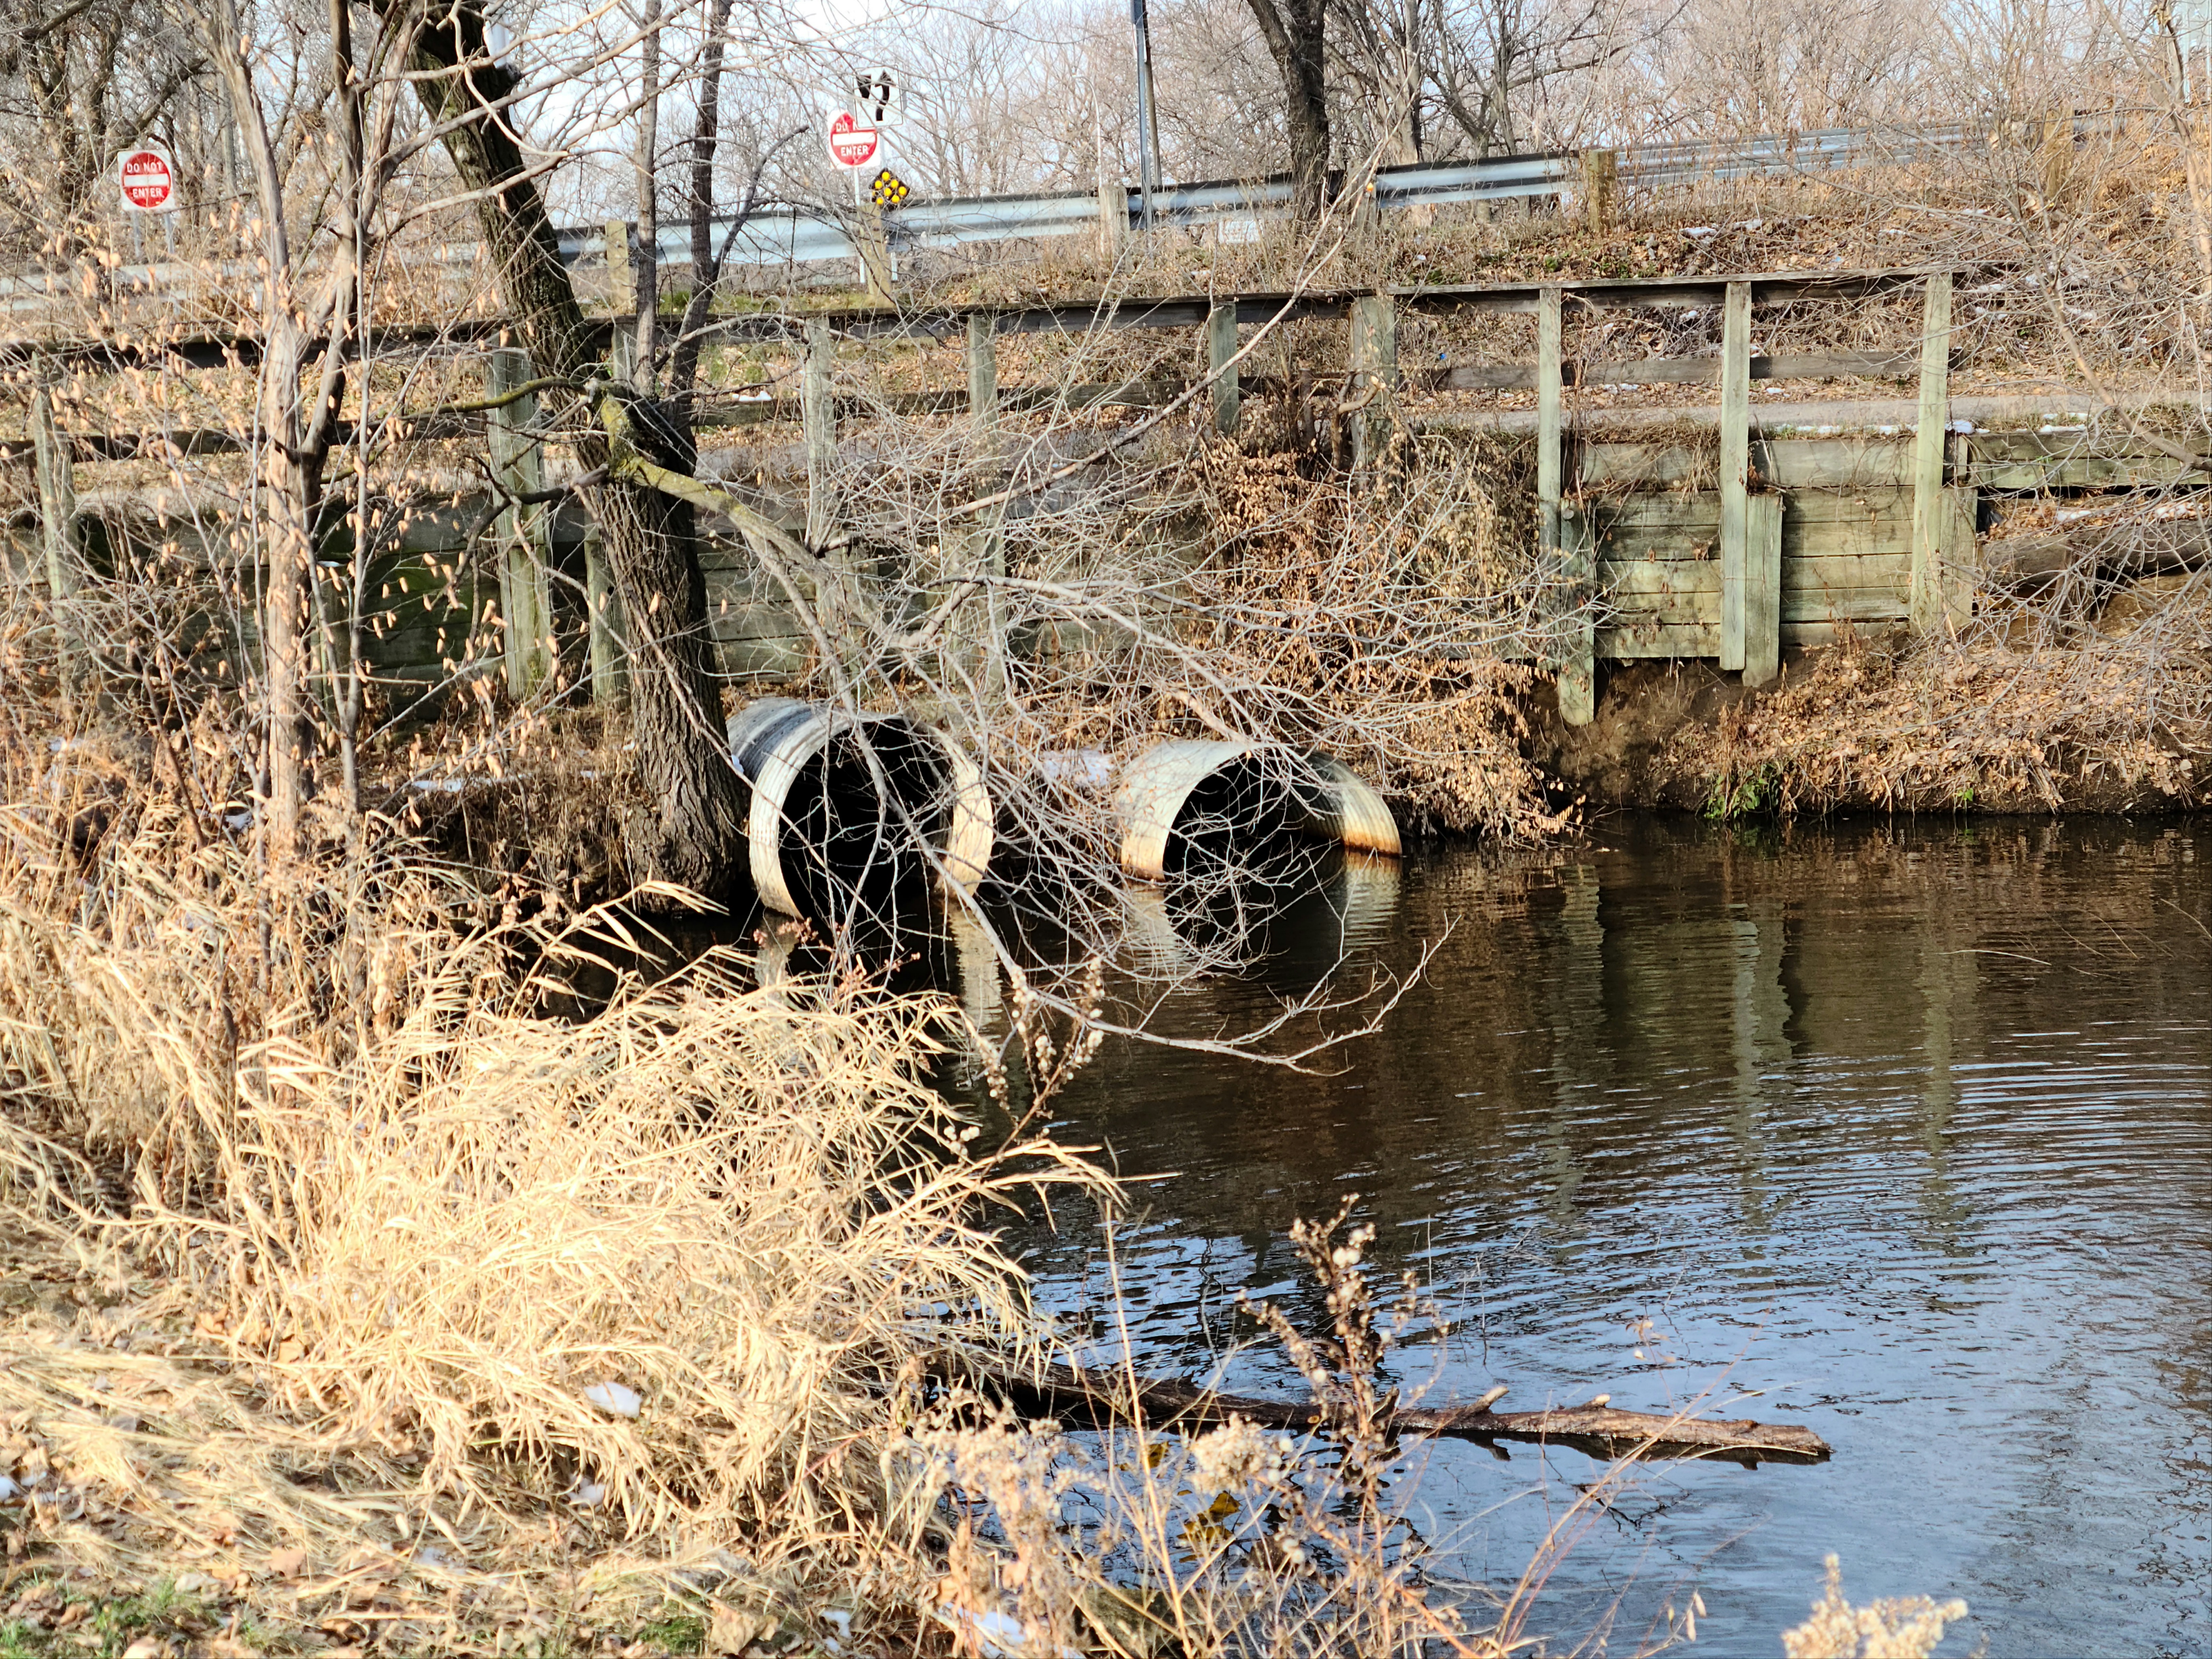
[2,119,1984,321]
[568,121,1981,273]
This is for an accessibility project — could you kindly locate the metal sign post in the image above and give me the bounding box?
[827,102,895,302]
[116,143,179,307]
[1130,0,1161,233]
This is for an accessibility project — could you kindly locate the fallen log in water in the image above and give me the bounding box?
[971,1362,1830,1466]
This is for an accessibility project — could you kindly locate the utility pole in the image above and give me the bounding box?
[1131,0,1162,233]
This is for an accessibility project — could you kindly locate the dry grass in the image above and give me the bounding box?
[0,688,1108,1649]
[1780,1556,1970,1659]
[1689,602,2210,817]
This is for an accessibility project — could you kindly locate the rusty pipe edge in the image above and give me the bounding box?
[728,697,994,919]
[1112,740,1400,883]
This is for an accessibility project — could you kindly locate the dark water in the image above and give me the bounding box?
[1009,818,2211,1658]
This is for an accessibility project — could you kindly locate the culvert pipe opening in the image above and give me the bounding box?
[1113,740,1399,958]
[729,698,991,934]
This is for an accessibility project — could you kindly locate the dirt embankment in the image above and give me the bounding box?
[1527,632,2210,818]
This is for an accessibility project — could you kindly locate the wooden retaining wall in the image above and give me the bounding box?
[15,264,2200,729]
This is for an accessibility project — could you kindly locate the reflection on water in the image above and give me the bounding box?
[1007,818,2211,1659]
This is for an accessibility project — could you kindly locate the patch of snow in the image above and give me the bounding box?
[584,1380,642,1419]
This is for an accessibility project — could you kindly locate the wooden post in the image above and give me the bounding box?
[1539,286,1593,724]
[803,318,836,550]
[1581,149,1618,236]
[965,314,1008,701]
[28,370,83,689]
[1743,494,1783,687]
[1537,287,1563,516]
[485,346,553,698]
[1348,294,1398,470]
[1718,279,1753,672]
[967,312,998,432]
[802,317,865,655]
[1207,301,1240,435]
[1910,272,1954,633]
[584,522,629,712]
[605,219,634,318]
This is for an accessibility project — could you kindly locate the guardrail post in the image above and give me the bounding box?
[1718,280,1754,674]
[1096,135,1128,260]
[1348,294,1398,470]
[28,366,84,691]
[1539,286,1592,724]
[1581,150,1618,236]
[1910,272,1954,633]
[1207,301,1240,435]
[486,346,553,698]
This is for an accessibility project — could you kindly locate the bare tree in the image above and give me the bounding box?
[1238,0,1334,216]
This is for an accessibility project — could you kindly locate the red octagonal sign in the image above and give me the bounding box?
[826,112,878,170]
[118,145,176,213]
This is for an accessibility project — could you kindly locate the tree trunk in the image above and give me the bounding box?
[211,0,317,858]
[382,0,748,901]
[1242,0,1332,221]
[669,0,736,397]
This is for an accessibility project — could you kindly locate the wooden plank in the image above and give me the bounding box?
[1784,486,1916,524]
[967,312,1009,701]
[1604,487,1911,527]
[605,220,634,318]
[1600,620,1720,659]
[1718,280,1752,672]
[1783,620,1909,645]
[584,523,628,711]
[1785,513,1911,559]
[1909,272,1952,632]
[28,369,83,690]
[1576,437,1919,492]
[1602,593,1719,626]
[803,317,836,549]
[1960,431,2206,490]
[1782,553,1913,591]
[1600,560,1722,596]
[1603,490,1904,527]
[1443,351,1919,393]
[1781,591,1911,622]
[1744,492,1782,686]
[1598,521,1909,561]
[1937,484,1976,628]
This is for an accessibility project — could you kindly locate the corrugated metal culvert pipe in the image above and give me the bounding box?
[727,698,992,933]
[1114,740,1399,884]
[1112,740,1398,957]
